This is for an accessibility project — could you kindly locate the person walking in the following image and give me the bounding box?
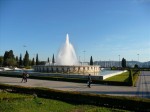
[25,72,29,82]
[87,74,92,88]
[21,72,26,83]
[21,71,28,83]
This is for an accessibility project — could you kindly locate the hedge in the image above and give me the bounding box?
[0,83,150,111]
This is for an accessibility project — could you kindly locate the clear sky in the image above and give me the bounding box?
[0,0,150,62]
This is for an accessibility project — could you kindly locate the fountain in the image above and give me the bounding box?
[34,34,100,75]
[56,34,79,65]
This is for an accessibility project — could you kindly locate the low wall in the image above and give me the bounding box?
[33,65,100,74]
[25,71,127,80]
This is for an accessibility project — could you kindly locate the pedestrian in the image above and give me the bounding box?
[25,72,29,82]
[21,71,28,83]
[21,72,26,83]
[87,74,92,88]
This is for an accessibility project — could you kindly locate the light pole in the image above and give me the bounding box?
[83,50,86,65]
[23,45,27,54]
[118,55,120,67]
[79,56,81,65]
[137,54,139,62]
[137,54,139,67]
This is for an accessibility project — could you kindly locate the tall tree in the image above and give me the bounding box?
[15,56,19,67]
[129,69,133,86]
[36,54,39,65]
[90,56,93,65]
[6,58,16,67]
[23,50,29,66]
[52,54,55,65]
[19,54,23,67]
[15,56,18,62]
[3,50,16,66]
[47,57,50,63]
[0,56,3,67]
[121,58,126,68]
[8,50,14,59]
[3,51,9,66]
[31,58,35,66]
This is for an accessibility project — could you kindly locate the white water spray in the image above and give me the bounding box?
[56,34,79,65]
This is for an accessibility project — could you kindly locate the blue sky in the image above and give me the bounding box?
[0,0,150,62]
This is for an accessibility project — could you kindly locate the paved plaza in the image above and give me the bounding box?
[0,71,150,98]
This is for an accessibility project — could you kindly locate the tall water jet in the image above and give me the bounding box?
[56,34,79,65]
[34,34,100,74]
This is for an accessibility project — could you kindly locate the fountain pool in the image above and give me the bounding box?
[0,68,127,80]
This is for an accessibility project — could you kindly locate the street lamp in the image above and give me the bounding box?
[79,56,81,65]
[23,45,27,54]
[118,55,120,67]
[83,50,86,65]
[137,54,140,67]
[137,54,139,62]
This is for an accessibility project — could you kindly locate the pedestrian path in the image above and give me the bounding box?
[0,71,150,98]
[135,71,150,98]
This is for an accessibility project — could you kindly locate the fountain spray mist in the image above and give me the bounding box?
[56,34,79,65]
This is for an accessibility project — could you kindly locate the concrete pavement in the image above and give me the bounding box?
[0,71,150,98]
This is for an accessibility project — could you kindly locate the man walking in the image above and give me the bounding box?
[21,72,26,83]
[87,74,92,88]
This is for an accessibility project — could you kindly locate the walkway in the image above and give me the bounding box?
[0,71,150,98]
[135,71,150,98]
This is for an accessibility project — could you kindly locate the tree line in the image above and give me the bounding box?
[0,50,130,68]
[0,50,55,68]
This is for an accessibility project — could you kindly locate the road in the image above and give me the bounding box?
[0,71,150,98]
[135,71,150,98]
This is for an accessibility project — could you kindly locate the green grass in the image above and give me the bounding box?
[104,72,129,82]
[0,91,33,99]
[0,92,130,112]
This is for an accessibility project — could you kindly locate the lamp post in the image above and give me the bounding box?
[79,56,81,65]
[137,54,139,67]
[137,54,139,62]
[23,45,27,55]
[118,55,120,67]
[83,50,86,66]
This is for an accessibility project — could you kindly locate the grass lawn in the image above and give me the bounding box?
[0,92,130,112]
[104,71,129,82]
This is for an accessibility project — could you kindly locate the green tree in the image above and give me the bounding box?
[47,57,50,63]
[121,58,126,68]
[3,50,16,66]
[6,58,16,67]
[129,70,133,86]
[31,58,35,66]
[3,51,8,66]
[36,54,39,65]
[90,56,93,65]
[19,54,23,67]
[15,56,19,67]
[134,64,138,68]
[15,56,18,62]
[23,51,29,66]
[52,54,55,65]
[7,50,14,59]
[0,56,3,67]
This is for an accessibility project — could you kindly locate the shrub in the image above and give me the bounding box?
[0,83,150,111]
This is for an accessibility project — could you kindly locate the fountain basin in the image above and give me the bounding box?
[33,65,100,74]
